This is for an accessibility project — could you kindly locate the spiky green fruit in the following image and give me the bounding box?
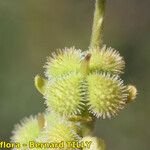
[89,46,125,74]
[44,73,87,116]
[37,116,80,150]
[44,111,81,132]
[44,47,82,78]
[11,116,40,150]
[87,73,128,118]
[82,136,106,150]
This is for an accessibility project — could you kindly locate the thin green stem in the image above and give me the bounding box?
[90,0,106,48]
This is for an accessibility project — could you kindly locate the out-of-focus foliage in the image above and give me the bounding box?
[0,0,149,150]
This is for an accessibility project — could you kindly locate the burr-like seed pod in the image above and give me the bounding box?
[11,116,40,150]
[37,115,80,150]
[44,47,82,79]
[87,73,128,118]
[44,73,88,116]
[89,45,125,74]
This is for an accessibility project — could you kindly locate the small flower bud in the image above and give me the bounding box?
[127,85,137,103]
[34,75,47,95]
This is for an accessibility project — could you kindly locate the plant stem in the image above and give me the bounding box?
[90,0,106,48]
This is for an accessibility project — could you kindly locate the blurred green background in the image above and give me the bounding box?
[0,0,149,149]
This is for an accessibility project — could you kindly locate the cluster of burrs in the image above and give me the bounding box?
[37,46,137,118]
[11,46,137,150]
[10,0,137,149]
